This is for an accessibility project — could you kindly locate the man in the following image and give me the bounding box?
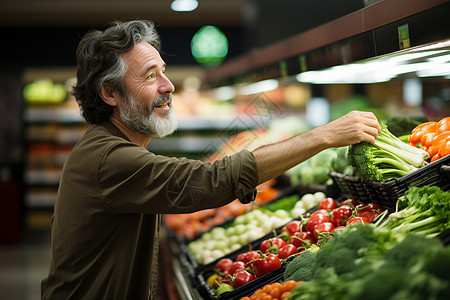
[41,20,380,299]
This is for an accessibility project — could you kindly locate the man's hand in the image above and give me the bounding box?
[316,110,381,147]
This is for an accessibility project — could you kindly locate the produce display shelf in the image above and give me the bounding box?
[329,154,450,209]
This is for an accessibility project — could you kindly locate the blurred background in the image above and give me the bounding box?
[0,0,449,299]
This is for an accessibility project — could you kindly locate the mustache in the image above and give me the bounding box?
[152,94,173,109]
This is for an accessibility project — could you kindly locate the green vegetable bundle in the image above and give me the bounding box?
[376,186,450,238]
[287,147,353,186]
[348,123,430,182]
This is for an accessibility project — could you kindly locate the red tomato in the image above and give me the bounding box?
[310,209,330,218]
[260,237,287,254]
[278,244,299,259]
[356,203,385,221]
[318,198,338,210]
[331,205,354,227]
[288,231,316,248]
[346,216,370,226]
[228,261,246,275]
[281,220,302,236]
[340,198,358,208]
[313,222,336,240]
[232,269,256,289]
[332,226,346,232]
[214,258,233,274]
[236,250,260,265]
[251,254,282,277]
[307,213,331,233]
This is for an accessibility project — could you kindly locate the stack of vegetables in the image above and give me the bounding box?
[205,196,387,297]
[188,192,326,265]
[348,123,430,182]
[408,116,450,162]
[278,185,450,300]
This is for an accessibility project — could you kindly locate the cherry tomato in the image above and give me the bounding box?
[318,197,338,210]
[310,209,330,218]
[332,225,346,232]
[331,205,353,227]
[232,269,256,289]
[307,213,331,233]
[313,222,336,240]
[356,203,385,221]
[228,261,246,276]
[340,198,358,208]
[281,220,302,236]
[251,253,282,277]
[346,216,370,226]
[236,251,260,265]
[278,244,299,259]
[214,258,233,274]
[288,231,316,249]
[260,237,287,254]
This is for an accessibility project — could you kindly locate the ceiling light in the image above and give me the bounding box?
[171,0,198,12]
[239,79,279,95]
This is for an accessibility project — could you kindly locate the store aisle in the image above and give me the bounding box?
[0,230,51,300]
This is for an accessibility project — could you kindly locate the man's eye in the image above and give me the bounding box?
[147,73,155,79]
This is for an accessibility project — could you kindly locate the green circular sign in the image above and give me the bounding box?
[191,25,228,69]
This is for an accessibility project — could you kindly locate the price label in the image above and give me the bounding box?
[398,24,411,50]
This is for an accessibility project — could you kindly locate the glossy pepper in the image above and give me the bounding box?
[409,117,450,162]
[251,253,282,277]
[429,131,450,162]
[408,122,437,148]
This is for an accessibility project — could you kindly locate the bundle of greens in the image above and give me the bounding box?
[348,123,430,182]
[376,186,450,238]
[286,224,450,300]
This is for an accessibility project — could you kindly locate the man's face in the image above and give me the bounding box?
[119,42,178,137]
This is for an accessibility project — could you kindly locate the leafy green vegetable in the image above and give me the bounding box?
[286,224,450,300]
[376,186,450,238]
[348,123,429,182]
[283,249,317,282]
[287,147,352,186]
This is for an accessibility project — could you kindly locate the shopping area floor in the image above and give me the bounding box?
[0,229,51,300]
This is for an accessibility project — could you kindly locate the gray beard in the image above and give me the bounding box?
[119,93,178,138]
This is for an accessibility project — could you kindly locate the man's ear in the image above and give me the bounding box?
[99,83,118,107]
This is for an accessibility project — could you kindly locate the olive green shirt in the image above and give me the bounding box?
[41,121,258,300]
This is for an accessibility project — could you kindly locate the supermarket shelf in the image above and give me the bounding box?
[206,0,450,86]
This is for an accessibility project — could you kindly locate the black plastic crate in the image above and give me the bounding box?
[329,154,450,209]
[196,256,287,300]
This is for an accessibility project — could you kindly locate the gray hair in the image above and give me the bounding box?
[72,20,161,124]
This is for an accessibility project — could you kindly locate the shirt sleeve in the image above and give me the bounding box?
[97,141,259,214]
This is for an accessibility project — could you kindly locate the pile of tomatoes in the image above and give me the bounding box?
[308,197,386,238]
[208,197,385,295]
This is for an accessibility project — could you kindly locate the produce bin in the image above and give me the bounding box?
[196,262,286,300]
[329,154,450,209]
